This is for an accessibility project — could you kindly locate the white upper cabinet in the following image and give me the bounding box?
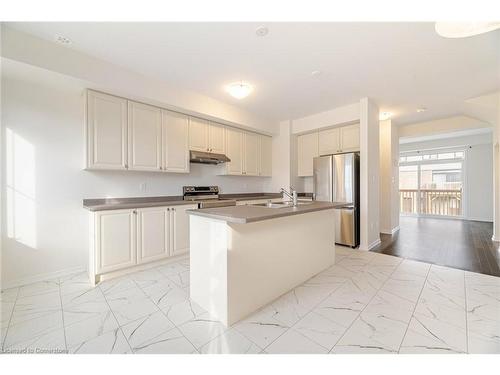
[189,117,209,152]
[95,209,136,274]
[136,207,169,264]
[340,123,360,152]
[170,205,196,257]
[208,122,226,154]
[224,127,243,175]
[319,127,341,155]
[259,135,272,177]
[86,90,128,170]
[162,110,189,173]
[189,118,225,154]
[128,101,162,171]
[243,132,260,176]
[297,132,319,177]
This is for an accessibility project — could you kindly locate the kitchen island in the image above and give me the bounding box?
[187,201,338,326]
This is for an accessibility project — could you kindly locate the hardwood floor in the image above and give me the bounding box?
[370,216,500,277]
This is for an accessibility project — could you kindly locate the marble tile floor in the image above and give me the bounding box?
[1,247,499,354]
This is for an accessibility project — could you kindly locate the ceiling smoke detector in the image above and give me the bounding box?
[416,107,427,113]
[55,35,72,45]
[255,26,269,37]
[311,70,322,77]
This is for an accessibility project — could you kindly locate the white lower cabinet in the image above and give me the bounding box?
[137,207,169,264]
[95,209,137,274]
[170,205,192,256]
[91,204,196,282]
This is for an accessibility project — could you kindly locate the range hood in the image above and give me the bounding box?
[189,150,231,165]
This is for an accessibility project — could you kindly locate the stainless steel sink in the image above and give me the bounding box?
[252,201,313,208]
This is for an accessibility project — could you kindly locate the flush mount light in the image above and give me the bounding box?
[310,70,322,77]
[435,22,500,38]
[255,26,269,37]
[416,107,427,113]
[379,112,393,121]
[55,35,72,45]
[226,82,253,99]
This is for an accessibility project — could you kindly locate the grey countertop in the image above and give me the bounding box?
[83,192,312,211]
[186,201,340,224]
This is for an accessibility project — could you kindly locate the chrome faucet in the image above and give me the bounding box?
[280,186,298,207]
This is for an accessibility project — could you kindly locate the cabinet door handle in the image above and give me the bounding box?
[133,210,137,214]
[159,166,162,170]
[125,164,129,169]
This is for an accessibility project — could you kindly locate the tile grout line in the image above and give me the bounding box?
[1,287,20,351]
[327,254,404,353]
[463,271,469,354]
[396,263,432,354]
[57,278,69,353]
[98,281,134,354]
[259,251,399,353]
[242,252,361,352]
[129,267,201,353]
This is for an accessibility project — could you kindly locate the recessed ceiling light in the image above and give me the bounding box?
[226,82,253,99]
[379,112,393,121]
[255,26,269,37]
[435,22,500,38]
[416,107,427,113]
[311,70,322,77]
[55,35,72,45]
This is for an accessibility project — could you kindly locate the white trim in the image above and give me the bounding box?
[359,238,381,251]
[380,226,400,235]
[467,217,494,223]
[492,235,499,242]
[1,266,86,290]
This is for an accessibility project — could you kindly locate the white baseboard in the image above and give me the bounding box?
[466,217,494,223]
[1,266,86,290]
[380,226,400,235]
[359,238,382,251]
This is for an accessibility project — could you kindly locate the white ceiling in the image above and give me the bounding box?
[5,22,500,124]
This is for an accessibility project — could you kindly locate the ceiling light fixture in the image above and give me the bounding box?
[54,35,72,45]
[379,112,393,121]
[310,70,322,77]
[226,82,253,99]
[416,107,427,113]
[435,22,500,38]
[255,26,269,37]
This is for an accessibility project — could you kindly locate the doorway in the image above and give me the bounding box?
[399,149,465,218]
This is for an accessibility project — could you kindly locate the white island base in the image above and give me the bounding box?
[189,209,335,327]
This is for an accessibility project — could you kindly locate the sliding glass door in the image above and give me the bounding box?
[399,150,464,218]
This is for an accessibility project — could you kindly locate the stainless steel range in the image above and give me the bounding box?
[183,186,236,209]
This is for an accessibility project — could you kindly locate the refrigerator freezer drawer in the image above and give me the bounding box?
[335,207,357,247]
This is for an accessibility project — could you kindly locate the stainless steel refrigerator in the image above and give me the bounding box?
[313,153,360,248]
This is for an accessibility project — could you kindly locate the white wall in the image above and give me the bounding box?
[399,115,491,140]
[0,60,273,287]
[379,120,399,234]
[400,134,494,222]
[1,26,277,135]
[291,102,360,135]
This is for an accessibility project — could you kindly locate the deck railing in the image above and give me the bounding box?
[399,189,462,216]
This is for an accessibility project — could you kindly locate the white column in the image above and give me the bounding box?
[359,98,380,250]
[270,120,292,192]
[379,119,400,235]
[493,96,500,241]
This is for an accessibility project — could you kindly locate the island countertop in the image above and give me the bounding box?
[187,201,341,224]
